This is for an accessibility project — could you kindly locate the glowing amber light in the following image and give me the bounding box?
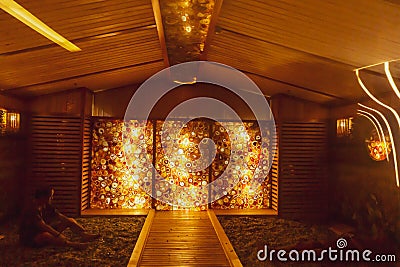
[0,109,6,134]
[90,119,153,209]
[0,0,81,52]
[90,118,273,210]
[154,120,209,211]
[211,122,271,209]
[366,130,392,161]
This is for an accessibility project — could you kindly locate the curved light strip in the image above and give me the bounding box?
[357,110,389,162]
[384,62,400,99]
[356,69,400,132]
[358,103,399,187]
[354,58,400,71]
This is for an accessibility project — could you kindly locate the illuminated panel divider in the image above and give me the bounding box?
[30,115,83,216]
[90,118,273,210]
[278,122,328,220]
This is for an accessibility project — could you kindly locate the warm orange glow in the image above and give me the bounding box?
[353,58,400,71]
[0,108,6,134]
[357,110,389,162]
[366,136,392,161]
[336,117,353,137]
[358,103,399,187]
[90,119,153,209]
[384,62,400,100]
[91,118,272,209]
[0,0,81,52]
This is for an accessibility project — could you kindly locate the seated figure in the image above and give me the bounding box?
[19,186,99,249]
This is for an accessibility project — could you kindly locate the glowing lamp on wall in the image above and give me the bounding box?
[366,130,392,161]
[336,117,353,137]
[0,108,20,134]
[0,108,6,134]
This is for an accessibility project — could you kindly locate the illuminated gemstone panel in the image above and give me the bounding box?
[90,118,272,210]
[154,120,210,211]
[90,118,153,209]
[211,121,272,209]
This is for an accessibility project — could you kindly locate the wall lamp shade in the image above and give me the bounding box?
[0,0,81,52]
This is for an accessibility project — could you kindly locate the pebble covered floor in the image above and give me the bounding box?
[0,216,145,267]
[218,216,397,267]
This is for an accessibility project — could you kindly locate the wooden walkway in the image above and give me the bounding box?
[128,210,242,267]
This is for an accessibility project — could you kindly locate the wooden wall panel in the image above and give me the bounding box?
[271,125,279,211]
[30,116,82,216]
[93,83,259,120]
[0,94,26,111]
[80,118,91,212]
[271,94,329,122]
[29,89,83,115]
[277,122,328,221]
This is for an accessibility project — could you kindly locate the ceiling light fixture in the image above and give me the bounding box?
[0,0,81,52]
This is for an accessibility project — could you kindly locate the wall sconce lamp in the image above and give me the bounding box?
[0,108,20,135]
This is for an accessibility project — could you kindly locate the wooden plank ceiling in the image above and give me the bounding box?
[0,0,165,96]
[1,0,400,105]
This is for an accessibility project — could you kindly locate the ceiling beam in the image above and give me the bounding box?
[242,70,344,100]
[218,28,393,81]
[200,0,224,61]
[151,0,169,67]
[1,60,164,94]
[0,25,157,57]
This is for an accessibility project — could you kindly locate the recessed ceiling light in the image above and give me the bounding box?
[0,0,81,52]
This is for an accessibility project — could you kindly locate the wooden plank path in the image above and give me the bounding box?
[128,210,242,267]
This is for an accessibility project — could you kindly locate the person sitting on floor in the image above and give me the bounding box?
[19,186,99,249]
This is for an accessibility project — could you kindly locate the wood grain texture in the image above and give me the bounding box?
[132,210,234,267]
[30,115,83,216]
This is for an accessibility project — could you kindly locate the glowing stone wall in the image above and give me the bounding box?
[211,122,272,209]
[90,118,272,210]
[154,120,210,210]
[91,119,153,209]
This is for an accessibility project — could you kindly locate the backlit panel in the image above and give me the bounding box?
[90,118,272,210]
[154,120,210,211]
[90,118,153,209]
[211,121,271,209]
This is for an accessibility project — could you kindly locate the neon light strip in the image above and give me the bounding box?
[354,58,400,71]
[358,103,399,187]
[384,62,400,99]
[357,110,389,162]
[0,0,81,52]
[355,70,400,130]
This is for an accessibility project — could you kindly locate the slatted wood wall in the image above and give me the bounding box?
[80,117,91,212]
[30,115,83,216]
[277,122,328,221]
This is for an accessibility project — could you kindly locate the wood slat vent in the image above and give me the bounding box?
[81,118,91,212]
[271,124,279,211]
[278,122,328,221]
[30,115,83,216]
